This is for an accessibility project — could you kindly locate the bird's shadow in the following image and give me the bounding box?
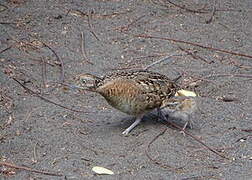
[117,111,194,133]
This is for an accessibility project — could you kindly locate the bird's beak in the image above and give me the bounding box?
[68,84,84,90]
[60,83,84,90]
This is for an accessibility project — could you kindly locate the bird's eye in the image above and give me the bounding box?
[81,79,86,83]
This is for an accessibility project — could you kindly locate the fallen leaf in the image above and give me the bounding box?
[175,89,197,97]
[92,166,114,175]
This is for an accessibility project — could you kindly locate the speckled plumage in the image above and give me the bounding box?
[76,70,180,135]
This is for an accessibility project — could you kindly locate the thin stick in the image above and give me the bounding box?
[0,161,63,176]
[41,42,65,82]
[135,34,252,59]
[0,22,18,25]
[205,0,217,24]
[116,15,145,32]
[132,54,165,61]
[152,0,240,13]
[241,129,252,133]
[0,45,13,54]
[161,116,230,160]
[205,73,252,79]
[145,127,185,172]
[189,75,220,87]
[165,0,208,14]
[87,10,100,41]
[80,32,93,65]
[178,46,213,64]
[11,77,86,113]
[144,53,185,70]
[41,58,47,89]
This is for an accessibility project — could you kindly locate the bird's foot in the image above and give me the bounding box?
[121,116,143,136]
[179,120,192,136]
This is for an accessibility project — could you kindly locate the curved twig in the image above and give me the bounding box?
[0,161,63,176]
[135,34,252,59]
[41,42,65,82]
[11,77,86,113]
[145,127,185,172]
[162,118,230,160]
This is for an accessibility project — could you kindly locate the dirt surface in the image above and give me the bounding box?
[0,0,252,179]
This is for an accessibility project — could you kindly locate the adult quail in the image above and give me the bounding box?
[75,70,180,135]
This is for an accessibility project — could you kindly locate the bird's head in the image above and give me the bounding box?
[162,97,197,113]
[74,73,101,90]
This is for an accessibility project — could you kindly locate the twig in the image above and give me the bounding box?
[132,54,165,61]
[155,106,230,160]
[94,9,132,18]
[67,9,132,19]
[80,32,93,65]
[178,46,213,64]
[205,0,217,24]
[165,0,208,14]
[228,59,252,70]
[0,161,63,177]
[162,117,230,160]
[135,34,252,59]
[115,15,145,32]
[144,53,185,70]
[41,42,65,82]
[189,145,234,153]
[87,10,100,41]
[152,0,240,13]
[145,127,185,172]
[32,143,38,163]
[0,45,13,54]
[194,76,219,86]
[106,66,143,71]
[0,22,18,25]
[241,129,252,133]
[205,73,252,79]
[11,77,86,113]
[41,58,47,89]
[66,9,99,40]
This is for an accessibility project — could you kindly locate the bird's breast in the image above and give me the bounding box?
[97,79,152,115]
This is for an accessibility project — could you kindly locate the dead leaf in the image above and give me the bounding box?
[175,89,197,97]
[92,166,114,175]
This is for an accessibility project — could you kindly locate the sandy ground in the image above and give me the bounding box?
[0,0,252,179]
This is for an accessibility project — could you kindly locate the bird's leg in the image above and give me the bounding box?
[182,119,193,130]
[122,115,144,135]
[180,115,193,136]
[159,106,192,136]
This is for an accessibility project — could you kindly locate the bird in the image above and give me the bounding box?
[161,96,197,131]
[74,70,180,135]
